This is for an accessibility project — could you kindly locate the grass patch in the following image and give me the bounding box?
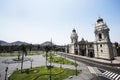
[9,66,80,80]
[0,53,18,57]
[43,53,78,65]
[42,53,56,57]
[48,56,77,65]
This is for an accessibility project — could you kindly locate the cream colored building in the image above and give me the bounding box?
[66,17,117,60]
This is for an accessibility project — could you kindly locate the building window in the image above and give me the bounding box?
[99,33,102,39]
[90,44,92,48]
[101,50,103,52]
[100,44,102,47]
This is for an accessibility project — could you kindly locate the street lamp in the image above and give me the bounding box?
[30,59,33,69]
[49,39,53,80]
[74,56,78,76]
[46,51,48,66]
[49,53,52,80]
[21,51,24,73]
[5,67,8,80]
[60,52,63,68]
[45,46,50,66]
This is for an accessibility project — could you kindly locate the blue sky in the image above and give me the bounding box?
[0,0,120,45]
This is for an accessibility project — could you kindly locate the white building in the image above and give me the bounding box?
[66,17,117,60]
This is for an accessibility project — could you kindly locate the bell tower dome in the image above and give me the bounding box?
[70,29,78,44]
[95,17,110,42]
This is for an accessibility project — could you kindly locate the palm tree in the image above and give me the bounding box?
[20,44,27,73]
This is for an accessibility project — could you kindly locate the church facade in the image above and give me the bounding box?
[66,17,117,60]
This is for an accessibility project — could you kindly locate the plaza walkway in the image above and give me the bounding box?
[0,54,94,80]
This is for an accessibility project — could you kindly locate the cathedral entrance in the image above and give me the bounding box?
[80,49,86,56]
[75,50,78,55]
[89,52,94,57]
[88,49,94,57]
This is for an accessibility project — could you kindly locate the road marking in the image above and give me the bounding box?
[107,72,113,78]
[93,67,102,75]
[109,73,115,78]
[102,71,120,80]
[103,71,108,75]
[87,66,96,74]
[115,75,120,80]
[112,74,118,79]
[104,71,111,76]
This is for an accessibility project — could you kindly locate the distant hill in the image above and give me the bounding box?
[0,40,10,46]
[0,40,57,46]
[41,41,56,46]
[11,41,29,45]
[0,40,29,46]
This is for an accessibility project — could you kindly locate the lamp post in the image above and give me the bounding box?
[46,51,48,66]
[49,53,52,80]
[110,58,113,67]
[21,52,24,73]
[74,56,77,76]
[30,59,33,69]
[5,67,8,80]
[60,52,62,68]
[49,39,53,80]
[45,46,50,66]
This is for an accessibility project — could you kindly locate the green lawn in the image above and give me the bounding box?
[43,53,78,65]
[9,66,80,80]
[48,56,78,65]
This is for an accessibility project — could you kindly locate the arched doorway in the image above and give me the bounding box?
[75,50,78,55]
[88,50,94,57]
[89,52,94,57]
[81,49,86,56]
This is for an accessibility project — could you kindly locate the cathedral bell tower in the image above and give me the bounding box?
[69,29,78,54]
[71,29,78,44]
[94,17,114,60]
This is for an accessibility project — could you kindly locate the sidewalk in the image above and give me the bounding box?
[51,55,94,80]
[61,52,120,65]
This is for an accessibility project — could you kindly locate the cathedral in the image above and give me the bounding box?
[66,17,117,60]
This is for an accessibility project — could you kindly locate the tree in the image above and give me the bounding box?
[44,45,51,66]
[20,44,27,73]
[114,42,119,48]
[29,44,32,53]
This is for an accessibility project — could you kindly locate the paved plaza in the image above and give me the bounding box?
[0,54,94,80]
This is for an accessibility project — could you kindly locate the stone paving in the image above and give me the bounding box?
[62,56,93,80]
[0,54,93,80]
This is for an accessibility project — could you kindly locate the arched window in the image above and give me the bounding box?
[100,44,102,47]
[99,33,102,39]
[101,50,103,52]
